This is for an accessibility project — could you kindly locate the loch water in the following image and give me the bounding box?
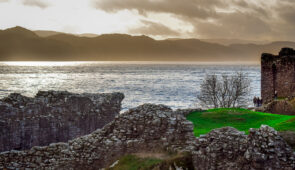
[0,62,260,111]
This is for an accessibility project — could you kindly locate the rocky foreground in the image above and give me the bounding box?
[0,91,124,152]
[0,104,294,169]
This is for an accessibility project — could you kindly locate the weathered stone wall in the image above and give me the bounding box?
[0,104,196,169]
[263,100,295,115]
[191,126,295,170]
[261,47,295,103]
[0,104,294,170]
[0,91,124,152]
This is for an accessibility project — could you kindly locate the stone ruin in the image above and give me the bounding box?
[1,104,294,169]
[0,104,197,169]
[261,47,295,104]
[0,91,124,152]
[192,126,295,169]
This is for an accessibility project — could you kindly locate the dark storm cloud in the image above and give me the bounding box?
[94,0,295,41]
[191,12,272,39]
[129,20,180,36]
[94,0,225,19]
[275,2,295,26]
[22,0,49,9]
[93,0,266,19]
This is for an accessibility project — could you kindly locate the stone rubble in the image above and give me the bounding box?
[0,91,124,152]
[0,103,294,170]
[191,125,295,170]
[0,104,196,169]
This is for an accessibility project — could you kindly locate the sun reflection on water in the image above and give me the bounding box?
[0,62,261,111]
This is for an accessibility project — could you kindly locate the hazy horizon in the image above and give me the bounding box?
[0,0,295,62]
[1,25,289,45]
[0,0,294,41]
[0,61,260,66]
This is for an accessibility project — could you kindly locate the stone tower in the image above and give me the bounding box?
[261,48,295,103]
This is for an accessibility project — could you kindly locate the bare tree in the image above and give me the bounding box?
[198,72,251,108]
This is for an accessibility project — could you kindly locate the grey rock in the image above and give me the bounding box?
[192,125,295,170]
[0,104,195,169]
[0,91,124,152]
[0,104,294,170]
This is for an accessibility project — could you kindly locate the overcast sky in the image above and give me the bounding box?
[0,0,294,41]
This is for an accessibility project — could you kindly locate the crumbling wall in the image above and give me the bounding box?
[261,48,295,103]
[0,91,124,152]
[0,104,196,169]
[191,126,295,169]
[0,104,294,170]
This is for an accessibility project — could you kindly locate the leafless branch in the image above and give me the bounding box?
[197,72,251,108]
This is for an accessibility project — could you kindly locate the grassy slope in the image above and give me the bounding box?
[108,155,162,170]
[186,108,295,137]
[108,153,193,170]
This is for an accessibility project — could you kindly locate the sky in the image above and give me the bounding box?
[0,0,294,41]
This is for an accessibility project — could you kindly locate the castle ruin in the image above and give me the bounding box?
[261,47,295,103]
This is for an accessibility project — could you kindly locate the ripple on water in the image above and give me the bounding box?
[0,62,261,111]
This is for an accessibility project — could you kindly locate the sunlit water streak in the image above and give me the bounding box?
[0,62,261,111]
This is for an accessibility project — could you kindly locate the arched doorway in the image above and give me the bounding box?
[272,63,277,98]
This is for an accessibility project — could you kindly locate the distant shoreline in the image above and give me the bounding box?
[1,27,294,62]
[0,61,260,66]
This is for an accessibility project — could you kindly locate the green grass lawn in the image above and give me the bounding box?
[186,108,295,137]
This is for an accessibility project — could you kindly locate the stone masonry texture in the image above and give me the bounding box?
[0,104,294,170]
[0,91,124,152]
[261,47,295,103]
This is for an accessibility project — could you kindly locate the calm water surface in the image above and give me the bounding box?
[0,62,261,111]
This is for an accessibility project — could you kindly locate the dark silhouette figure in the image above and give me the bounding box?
[274,91,278,100]
[253,97,257,107]
[257,97,261,107]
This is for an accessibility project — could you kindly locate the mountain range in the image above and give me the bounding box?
[1,26,294,62]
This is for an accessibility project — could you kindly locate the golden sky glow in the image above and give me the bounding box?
[0,0,294,41]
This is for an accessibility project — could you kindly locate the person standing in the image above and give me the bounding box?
[274,91,278,100]
[253,97,257,107]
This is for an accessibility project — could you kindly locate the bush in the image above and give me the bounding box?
[198,72,251,108]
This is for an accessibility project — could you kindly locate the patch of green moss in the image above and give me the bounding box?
[276,97,287,101]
